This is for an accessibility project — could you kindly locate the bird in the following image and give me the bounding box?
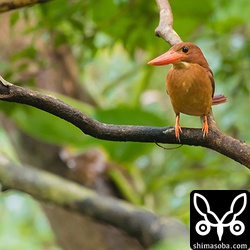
[147,42,226,141]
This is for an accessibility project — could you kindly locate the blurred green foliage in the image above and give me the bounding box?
[0,191,59,250]
[0,0,250,249]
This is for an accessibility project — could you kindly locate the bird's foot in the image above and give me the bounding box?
[202,116,209,138]
[175,114,182,142]
[175,124,182,142]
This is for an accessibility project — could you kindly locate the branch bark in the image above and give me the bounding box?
[0,155,188,248]
[154,0,182,45]
[0,77,250,168]
[0,0,51,13]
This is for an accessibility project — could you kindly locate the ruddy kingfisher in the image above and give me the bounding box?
[148,42,226,141]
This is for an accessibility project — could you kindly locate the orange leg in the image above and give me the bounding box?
[202,116,209,137]
[175,114,182,141]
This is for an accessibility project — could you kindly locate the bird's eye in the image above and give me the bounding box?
[182,46,189,53]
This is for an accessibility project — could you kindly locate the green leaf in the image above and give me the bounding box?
[94,107,166,126]
[10,12,20,27]
[3,93,95,147]
[11,46,37,61]
[90,107,167,162]
[109,168,141,205]
[12,105,86,147]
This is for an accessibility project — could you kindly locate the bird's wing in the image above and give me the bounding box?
[207,67,215,97]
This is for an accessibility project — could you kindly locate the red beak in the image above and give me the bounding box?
[147,51,182,66]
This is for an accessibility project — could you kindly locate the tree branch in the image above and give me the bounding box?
[0,155,188,247]
[154,0,182,45]
[0,0,51,13]
[0,77,250,168]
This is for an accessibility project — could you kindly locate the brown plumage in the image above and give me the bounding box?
[148,42,226,141]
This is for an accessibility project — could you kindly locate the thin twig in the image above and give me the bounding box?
[154,0,182,45]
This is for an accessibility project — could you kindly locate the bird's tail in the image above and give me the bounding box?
[212,94,227,105]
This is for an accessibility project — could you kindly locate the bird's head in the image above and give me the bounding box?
[148,42,209,68]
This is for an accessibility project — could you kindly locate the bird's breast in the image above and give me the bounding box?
[166,63,213,116]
